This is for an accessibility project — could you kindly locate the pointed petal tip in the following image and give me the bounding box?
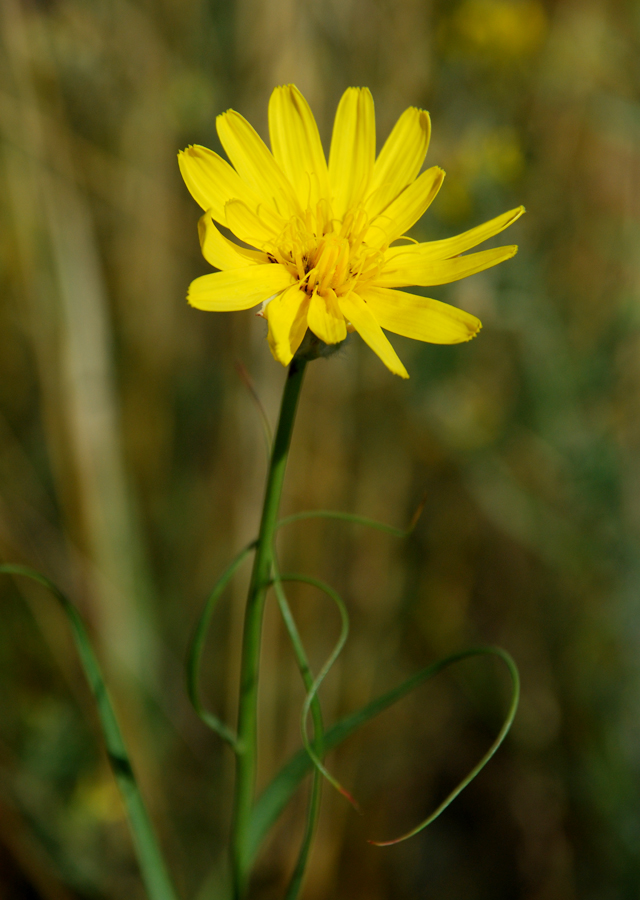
[267,332,295,366]
[386,355,410,378]
[179,144,215,166]
[275,347,294,366]
[467,319,482,341]
[459,316,482,342]
[216,108,242,131]
[186,281,211,309]
[409,107,431,136]
[269,84,310,118]
[270,84,293,103]
[343,85,373,96]
[406,105,430,118]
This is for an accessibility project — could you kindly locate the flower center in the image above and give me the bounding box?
[266,203,385,298]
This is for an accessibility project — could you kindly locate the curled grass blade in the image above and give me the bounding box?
[271,565,324,900]
[235,360,273,455]
[186,542,257,750]
[278,574,354,807]
[368,646,520,845]
[282,769,321,900]
[247,645,519,866]
[0,564,180,900]
[276,494,426,539]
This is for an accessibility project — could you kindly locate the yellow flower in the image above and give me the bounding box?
[179,85,523,378]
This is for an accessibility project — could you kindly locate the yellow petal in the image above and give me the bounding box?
[225,199,279,248]
[328,87,376,219]
[198,210,267,269]
[178,145,279,231]
[367,166,445,247]
[264,284,310,365]
[377,244,518,287]
[217,110,300,219]
[268,85,330,209]
[386,206,525,264]
[338,291,409,378]
[361,285,481,344]
[365,107,431,219]
[307,288,347,345]
[188,264,293,311]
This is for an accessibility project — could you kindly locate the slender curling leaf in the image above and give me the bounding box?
[0,564,180,900]
[271,566,325,900]
[186,542,257,750]
[368,646,520,845]
[279,574,354,807]
[247,646,519,866]
[235,360,273,455]
[276,495,426,539]
[283,770,321,900]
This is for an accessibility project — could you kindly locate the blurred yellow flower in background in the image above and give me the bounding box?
[179,85,523,377]
[448,0,547,60]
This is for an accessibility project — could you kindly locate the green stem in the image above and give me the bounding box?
[231,358,307,898]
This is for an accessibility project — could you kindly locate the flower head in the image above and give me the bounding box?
[179,85,523,378]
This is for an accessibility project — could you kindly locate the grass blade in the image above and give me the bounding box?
[247,645,519,866]
[279,574,353,806]
[186,542,258,750]
[0,564,180,900]
[276,497,426,540]
[271,567,325,900]
[368,646,520,845]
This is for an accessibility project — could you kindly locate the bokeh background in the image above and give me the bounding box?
[2,0,640,897]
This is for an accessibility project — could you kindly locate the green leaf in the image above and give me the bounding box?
[1,564,180,900]
[271,568,326,900]
[280,573,353,806]
[247,645,519,865]
[186,542,257,750]
[276,498,426,539]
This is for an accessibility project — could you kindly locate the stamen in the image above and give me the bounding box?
[334,241,350,286]
[294,248,306,281]
[273,206,384,300]
[306,266,319,294]
[318,243,340,293]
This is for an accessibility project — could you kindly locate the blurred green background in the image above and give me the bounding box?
[2,0,640,897]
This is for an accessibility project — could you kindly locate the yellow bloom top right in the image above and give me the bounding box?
[179,85,524,378]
